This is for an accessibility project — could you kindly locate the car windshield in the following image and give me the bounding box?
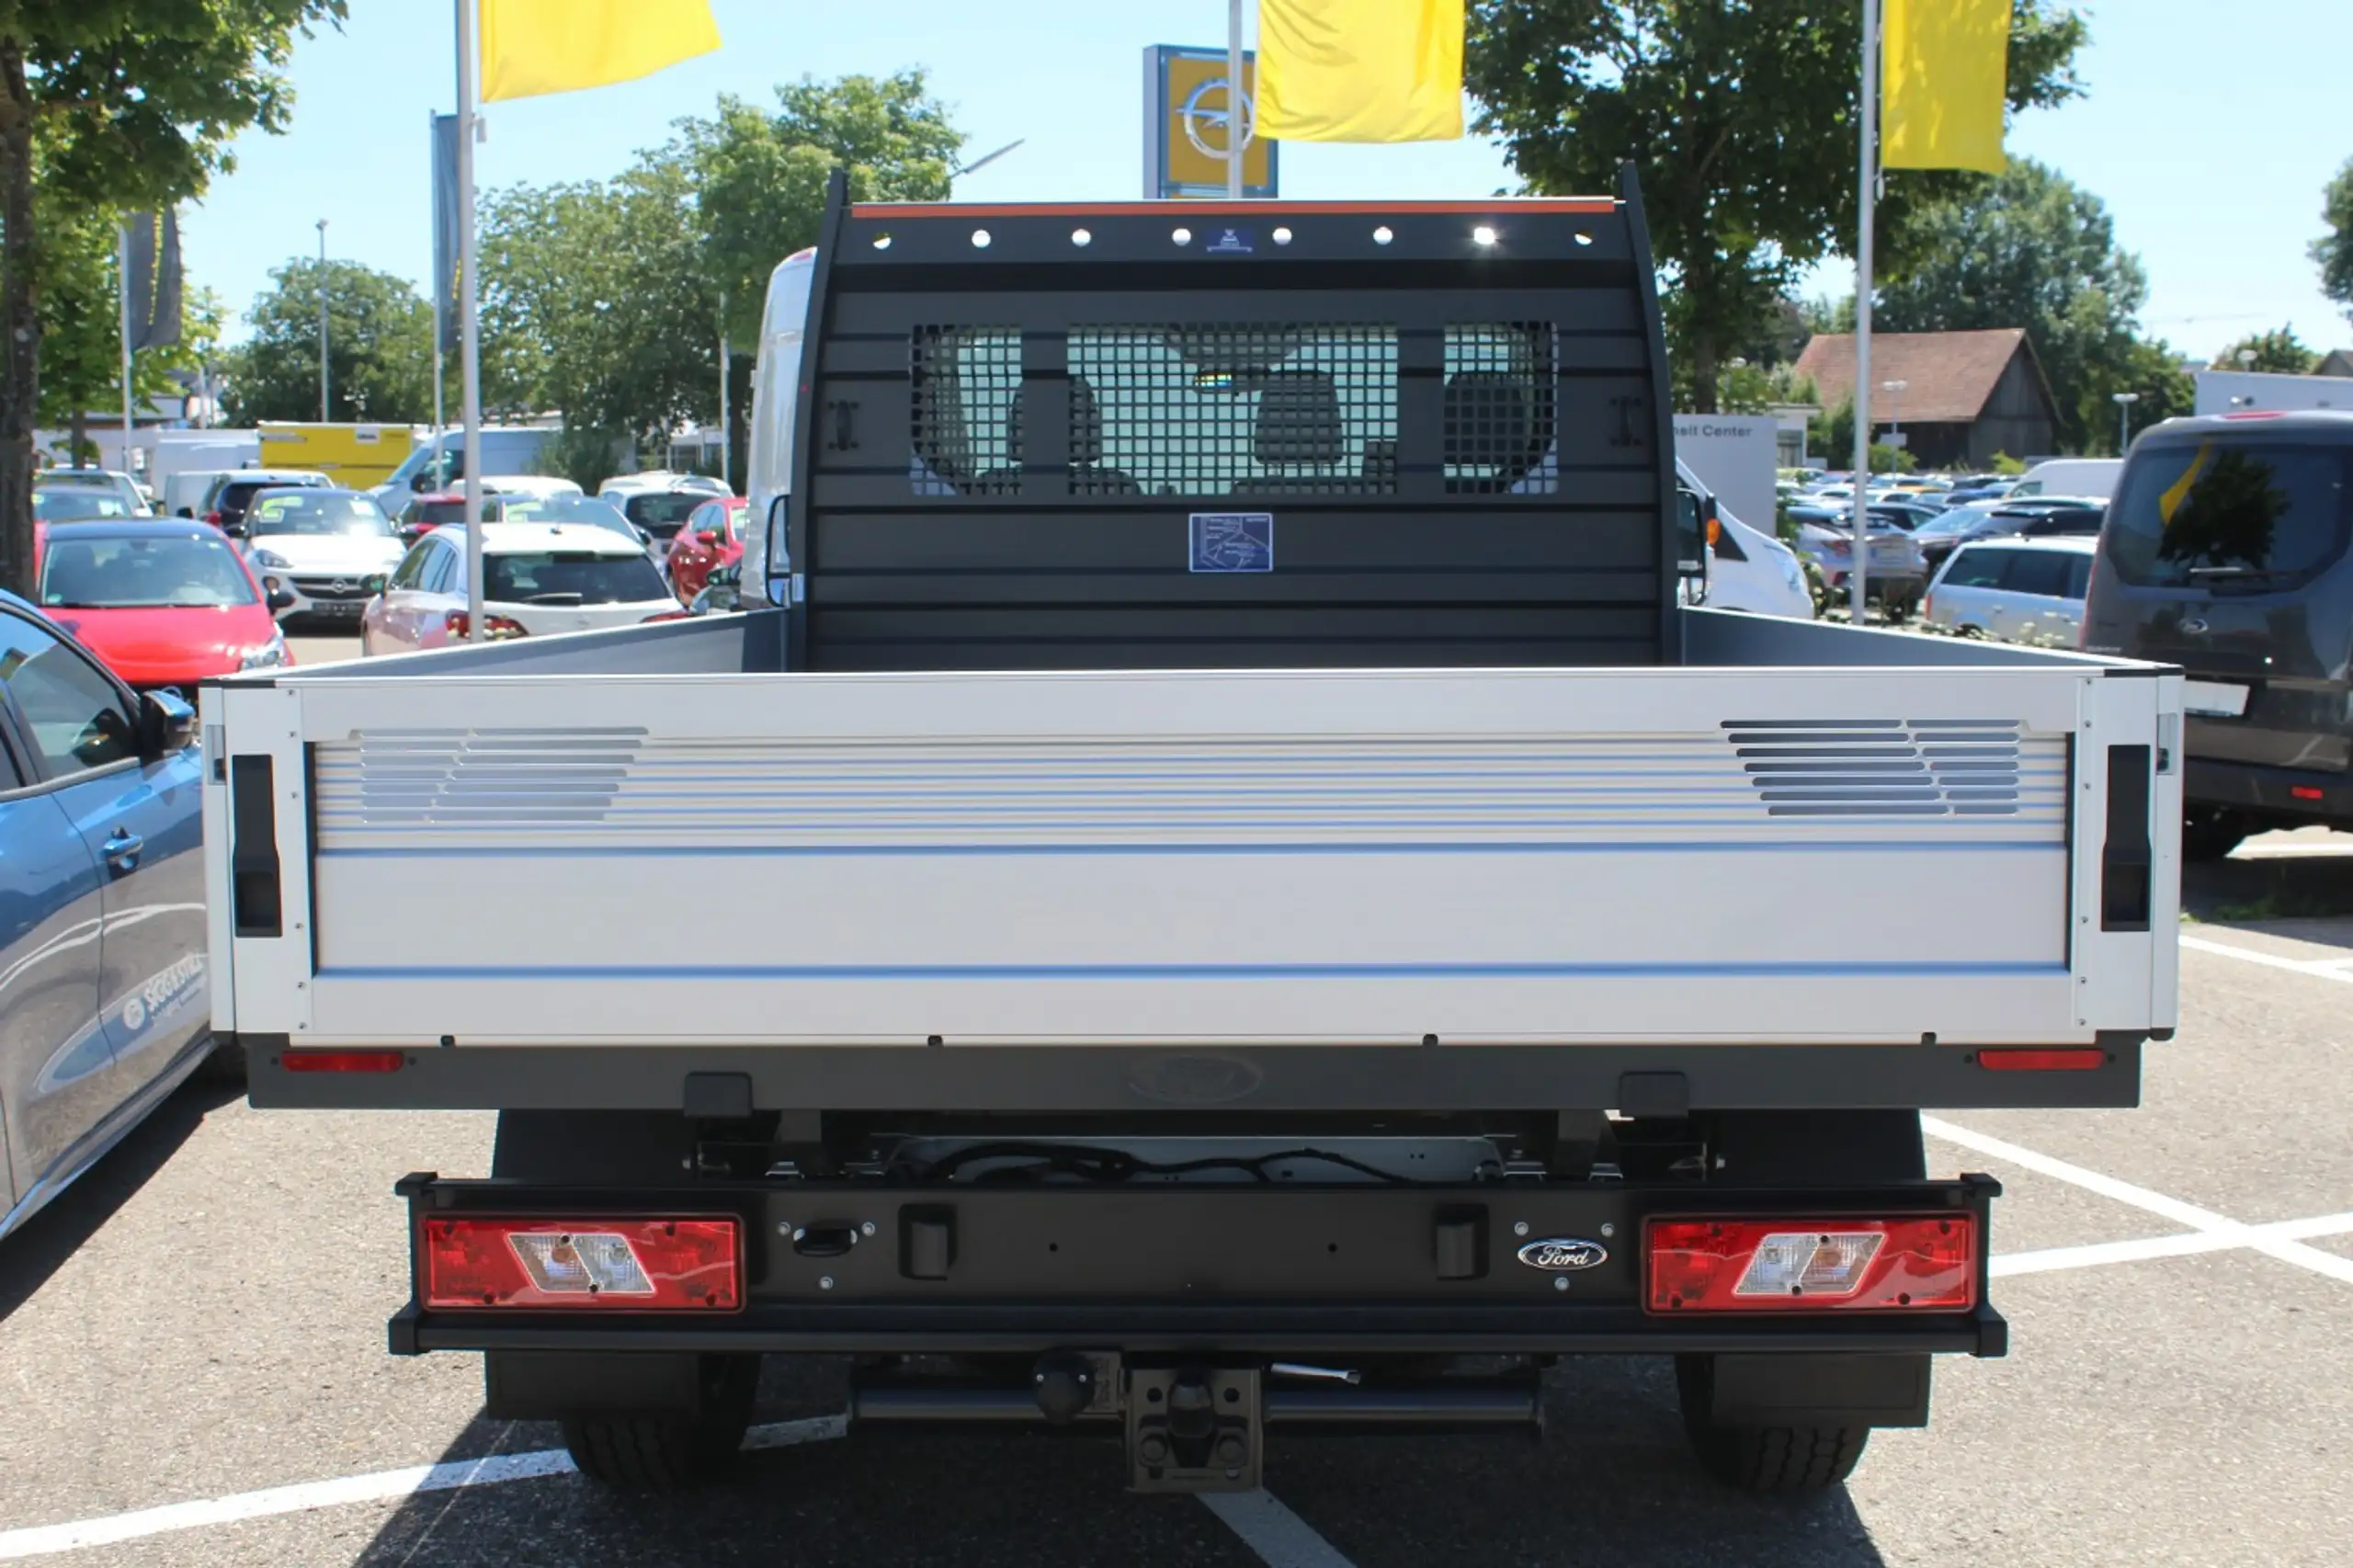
[34,489,133,521]
[2105,440,2352,588]
[39,533,258,608]
[247,492,395,538]
[409,499,471,527]
[486,551,666,605]
[501,496,639,539]
[620,493,709,531]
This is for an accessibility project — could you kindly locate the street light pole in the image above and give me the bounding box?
[316,219,331,422]
[2113,391,2140,455]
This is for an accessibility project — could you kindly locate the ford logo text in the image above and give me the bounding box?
[1516,1237,1608,1272]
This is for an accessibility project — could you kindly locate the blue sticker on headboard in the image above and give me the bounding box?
[1189,513,1274,573]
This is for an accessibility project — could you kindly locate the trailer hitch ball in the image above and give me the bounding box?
[1032,1351,1096,1424]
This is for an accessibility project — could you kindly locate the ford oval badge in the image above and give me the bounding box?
[1517,1237,1608,1272]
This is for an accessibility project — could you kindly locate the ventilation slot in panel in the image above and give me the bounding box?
[1723,718,2026,817]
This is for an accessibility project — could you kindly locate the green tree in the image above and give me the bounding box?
[0,0,345,593]
[222,256,437,425]
[2316,155,2353,323]
[477,72,961,485]
[681,71,959,487]
[1465,2,2086,413]
[1872,159,2151,452]
[2110,337,2193,449]
[2211,325,2317,376]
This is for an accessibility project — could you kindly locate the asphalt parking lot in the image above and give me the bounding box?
[2,624,2347,1566]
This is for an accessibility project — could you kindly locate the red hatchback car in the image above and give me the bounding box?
[666,496,749,603]
[34,519,293,689]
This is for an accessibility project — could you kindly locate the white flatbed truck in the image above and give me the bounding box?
[202,171,2181,1497]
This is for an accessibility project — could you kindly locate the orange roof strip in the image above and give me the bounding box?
[850,199,1617,220]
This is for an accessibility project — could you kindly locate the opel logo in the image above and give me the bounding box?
[330,578,351,595]
[1179,75,1256,160]
[1516,1237,1609,1272]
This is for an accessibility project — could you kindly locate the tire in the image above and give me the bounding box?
[2182,806,2250,863]
[490,1112,762,1491]
[1675,1355,1869,1494]
[562,1354,759,1492]
[1669,1110,1917,1493]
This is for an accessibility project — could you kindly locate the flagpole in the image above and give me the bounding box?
[718,292,731,491]
[1225,0,1245,198]
[118,222,133,476]
[430,111,445,482]
[457,0,486,641]
[1850,0,1879,627]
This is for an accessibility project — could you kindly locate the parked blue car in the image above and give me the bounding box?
[0,586,215,1240]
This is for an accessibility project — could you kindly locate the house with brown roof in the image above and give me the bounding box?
[1790,328,2059,470]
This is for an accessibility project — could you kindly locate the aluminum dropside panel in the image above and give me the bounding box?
[207,663,2176,1049]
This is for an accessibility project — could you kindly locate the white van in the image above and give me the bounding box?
[744,247,817,606]
[1675,459,1813,618]
[1922,534,2097,647]
[2010,457,2122,501]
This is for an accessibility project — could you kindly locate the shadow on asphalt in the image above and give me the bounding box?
[2183,846,2353,929]
[0,1074,244,1325]
[348,1357,1885,1568]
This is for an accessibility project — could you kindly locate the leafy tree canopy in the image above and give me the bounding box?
[1466,1,2086,411]
[2211,325,2318,376]
[2315,155,2353,323]
[221,256,438,425]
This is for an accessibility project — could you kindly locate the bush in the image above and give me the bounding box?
[1989,450,2028,475]
[540,425,626,493]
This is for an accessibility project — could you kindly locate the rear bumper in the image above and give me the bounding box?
[389,1170,2007,1360]
[238,1036,2151,1114]
[2186,756,2353,827]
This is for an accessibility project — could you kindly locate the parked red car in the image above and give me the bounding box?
[33,518,293,689]
[666,496,749,603]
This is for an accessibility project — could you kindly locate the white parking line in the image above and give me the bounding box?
[2180,932,2353,983]
[1926,1117,2353,1287]
[1991,1211,2353,1278]
[0,1416,846,1562]
[1200,1490,1359,1568]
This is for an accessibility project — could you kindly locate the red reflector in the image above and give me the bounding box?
[641,610,690,623]
[1645,1216,1977,1314]
[280,1051,406,1074]
[1977,1048,2107,1072]
[2291,785,2325,801]
[422,1218,742,1311]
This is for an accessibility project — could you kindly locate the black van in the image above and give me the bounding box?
[2080,411,2353,858]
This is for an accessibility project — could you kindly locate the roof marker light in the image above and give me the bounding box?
[1574,232,1595,247]
[1071,227,1091,247]
[1272,226,1293,245]
[1472,224,1499,246]
[1172,226,1193,246]
[871,233,892,250]
[1372,225,1394,245]
[970,228,991,248]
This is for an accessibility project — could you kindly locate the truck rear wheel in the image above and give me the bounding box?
[489,1113,763,1490]
[1673,1354,1868,1493]
[561,1354,759,1492]
[1668,1109,1922,1493]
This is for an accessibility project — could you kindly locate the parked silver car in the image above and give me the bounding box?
[1923,535,2097,648]
[1787,505,1929,618]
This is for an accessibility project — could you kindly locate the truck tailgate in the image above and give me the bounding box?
[205,658,2177,1050]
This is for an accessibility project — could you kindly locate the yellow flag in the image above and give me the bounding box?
[481,0,721,104]
[1257,0,1465,144]
[1881,0,2009,173]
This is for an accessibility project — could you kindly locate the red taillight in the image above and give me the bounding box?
[204,510,222,527]
[422,1218,742,1311]
[1977,1048,2106,1072]
[442,611,529,641]
[1644,1216,1976,1314]
[281,1051,406,1074]
[1922,592,1935,621]
[2291,785,2325,801]
[642,610,690,623]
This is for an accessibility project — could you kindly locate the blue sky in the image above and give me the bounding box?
[184,1,2351,358]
